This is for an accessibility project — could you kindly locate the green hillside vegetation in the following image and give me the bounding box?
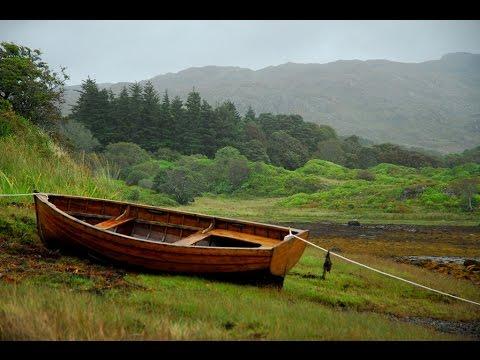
[105,140,479,218]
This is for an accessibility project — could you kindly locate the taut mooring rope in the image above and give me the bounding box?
[285,229,480,307]
[0,193,41,197]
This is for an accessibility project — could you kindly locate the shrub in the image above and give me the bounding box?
[155,147,181,162]
[126,188,140,201]
[153,167,201,205]
[267,131,309,170]
[138,178,154,189]
[103,142,151,178]
[57,119,100,153]
[125,169,150,186]
[356,169,375,181]
[284,175,328,194]
[213,147,251,193]
[0,115,12,138]
[297,159,355,180]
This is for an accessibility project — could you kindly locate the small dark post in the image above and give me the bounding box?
[322,250,332,280]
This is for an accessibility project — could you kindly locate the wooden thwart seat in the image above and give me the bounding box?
[95,206,135,230]
[173,228,281,247]
[173,231,211,246]
[95,217,135,230]
[208,229,281,247]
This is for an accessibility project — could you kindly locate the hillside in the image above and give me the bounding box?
[63,53,480,153]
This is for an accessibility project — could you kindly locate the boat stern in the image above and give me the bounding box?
[269,231,308,277]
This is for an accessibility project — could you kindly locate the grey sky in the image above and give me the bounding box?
[1,20,479,85]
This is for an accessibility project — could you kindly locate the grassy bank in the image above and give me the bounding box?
[0,108,175,207]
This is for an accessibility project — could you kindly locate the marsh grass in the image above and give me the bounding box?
[179,195,480,226]
[0,110,175,207]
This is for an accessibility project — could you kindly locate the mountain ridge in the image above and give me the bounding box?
[62,52,480,153]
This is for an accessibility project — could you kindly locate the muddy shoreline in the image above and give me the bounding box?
[390,315,480,339]
[280,221,480,241]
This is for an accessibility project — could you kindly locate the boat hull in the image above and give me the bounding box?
[34,194,308,284]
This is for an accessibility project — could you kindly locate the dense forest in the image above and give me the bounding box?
[67,79,479,171]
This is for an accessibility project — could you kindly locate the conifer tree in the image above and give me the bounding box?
[184,89,202,154]
[169,96,185,152]
[111,86,131,143]
[70,78,111,146]
[140,81,160,151]
[199,100,217,157]
[214,100,242,149]
[159,90,172,149]
[245,106,256,122]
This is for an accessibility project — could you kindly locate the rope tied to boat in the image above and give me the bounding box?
[284,228,480,307]
[0,192,43,197]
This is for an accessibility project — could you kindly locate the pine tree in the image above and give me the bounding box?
[127,82,143,144]
[111,86,131,143]
[140,81,160,151]
[214,100,242,149]
[70,78,111,146]
[169,96,185,152]
[184,89,202,154]
[245,106,256,122]
[159,90,172,149]
[199,100,217,157]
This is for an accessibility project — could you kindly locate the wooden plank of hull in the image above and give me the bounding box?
[34,194,309,277]
[270,234,307,276]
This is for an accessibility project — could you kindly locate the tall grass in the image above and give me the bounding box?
[0,109,176,207]
[0,109,116,197]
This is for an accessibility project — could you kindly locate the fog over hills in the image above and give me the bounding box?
[63,52,480,153]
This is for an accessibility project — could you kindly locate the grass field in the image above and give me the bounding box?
[0,204,479,340]
[178,195,480,226]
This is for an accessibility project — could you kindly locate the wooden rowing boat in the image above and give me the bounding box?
[33,193,308,286]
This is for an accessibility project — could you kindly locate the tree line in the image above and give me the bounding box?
[69,78,339,169]
[69,79,464,170]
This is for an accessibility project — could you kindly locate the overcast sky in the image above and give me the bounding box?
[1,20,479,85]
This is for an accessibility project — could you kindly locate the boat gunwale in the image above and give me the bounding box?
[35,193,308,251]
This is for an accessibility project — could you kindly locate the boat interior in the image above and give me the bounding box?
[47,195,302,249]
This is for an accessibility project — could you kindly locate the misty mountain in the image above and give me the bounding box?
[62,52,480,153]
